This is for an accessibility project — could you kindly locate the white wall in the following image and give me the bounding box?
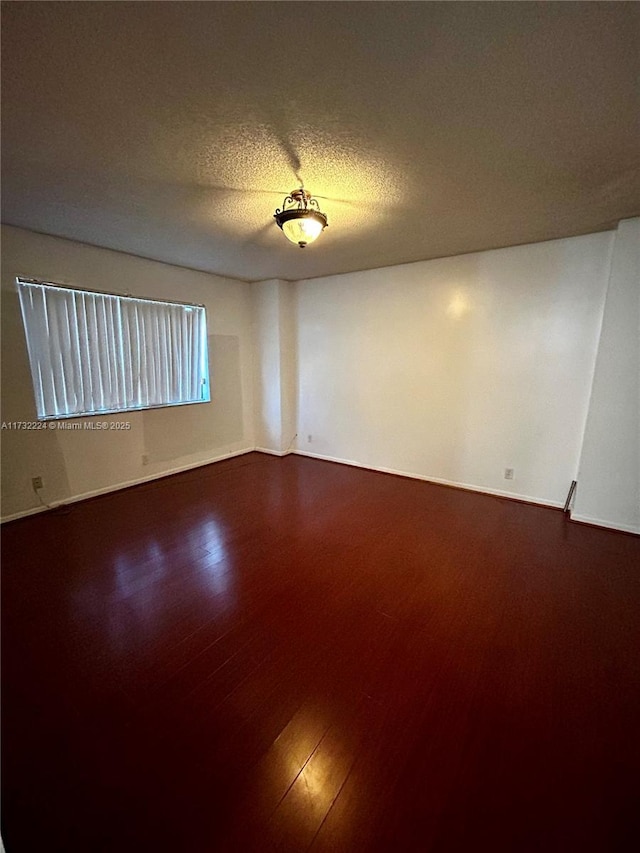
[252,280,283,451]
[252,279,297,453]
[1,225,255,520]
[573,218,640,533]
[279,280,298,451]
[295,232,614,508]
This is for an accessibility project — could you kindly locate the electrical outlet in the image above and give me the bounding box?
[504,468,514,480]
[32,476,43,490]
[142,454,149,465]
[307,434,312,443]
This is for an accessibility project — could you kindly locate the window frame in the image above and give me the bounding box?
[16,276,211,421]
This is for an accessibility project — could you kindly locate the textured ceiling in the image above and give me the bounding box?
[2,1,639,282]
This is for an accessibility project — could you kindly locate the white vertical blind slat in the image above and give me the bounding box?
[46,290,71,415]
[120,302,133,406]
[16,280,210,419]
[77,292,94,413]
[199,307,209,400]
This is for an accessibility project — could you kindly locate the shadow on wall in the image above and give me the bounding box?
[143,334,244,464]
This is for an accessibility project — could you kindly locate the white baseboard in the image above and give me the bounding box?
[6,447,636,538]
[1,447,255,523]
[0,504,46,524]
[291,449,565,510]
[570,513,640,536]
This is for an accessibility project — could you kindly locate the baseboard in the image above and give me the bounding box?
[291,449,565,510]
[1,447,255,523]
[0,504,46,524]
[570,513,640,536]
[6,447,635,537]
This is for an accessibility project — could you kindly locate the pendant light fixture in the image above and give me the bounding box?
[274,189,328,248]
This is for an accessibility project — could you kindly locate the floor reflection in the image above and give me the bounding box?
[190,516,236,605]
[69,517,237,654]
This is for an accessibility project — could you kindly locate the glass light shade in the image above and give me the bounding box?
[282,214,324,247]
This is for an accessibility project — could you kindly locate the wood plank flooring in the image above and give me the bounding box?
[2,452,639,851]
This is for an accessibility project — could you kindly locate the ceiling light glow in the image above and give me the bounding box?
[274,189,328,248]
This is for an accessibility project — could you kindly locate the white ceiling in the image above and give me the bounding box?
[2,1,639,282]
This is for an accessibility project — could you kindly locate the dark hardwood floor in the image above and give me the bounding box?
[2,452,639,852]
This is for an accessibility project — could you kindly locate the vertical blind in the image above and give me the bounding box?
[17,278,210,419]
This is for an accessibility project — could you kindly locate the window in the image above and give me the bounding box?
[17,277,210,420]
